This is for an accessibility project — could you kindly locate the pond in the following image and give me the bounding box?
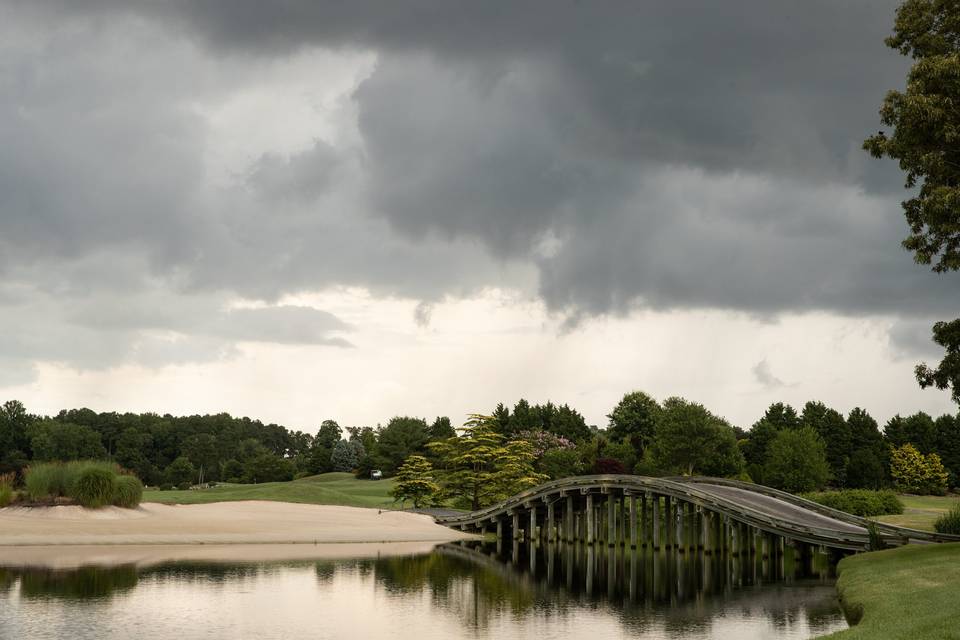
[0,542,847,640]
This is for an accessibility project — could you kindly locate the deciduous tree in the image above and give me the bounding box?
[864,0,960,403]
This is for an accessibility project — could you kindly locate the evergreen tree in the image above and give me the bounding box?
[429,415,547,510]
[390,455,440,508]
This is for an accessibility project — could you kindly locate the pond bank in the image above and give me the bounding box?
[819,542,960,639]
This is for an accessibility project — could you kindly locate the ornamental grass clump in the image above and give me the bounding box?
[73,467,116,508]
[25,462,71,500]
[934,502,960,535]
[112,474,143,508]
[0,472,14,507]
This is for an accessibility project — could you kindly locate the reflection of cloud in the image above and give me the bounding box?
[752,359,785,389]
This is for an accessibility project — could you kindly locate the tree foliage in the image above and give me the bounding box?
[390,455,440,508]
[606,391,661,457]
[762,426,831,493]
[428,415,547,510]
[890,443,950,495]
[864,0,960,403]
[651,398,744,476]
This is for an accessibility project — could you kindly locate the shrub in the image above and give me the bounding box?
[159,483,173,491]
[73,467,116,508]
[801,489,904,517]
[594,457,627,474]
[112,475,143,508]
[0,472,14,507]
[934,502,960,535]
[177,482,191,491]
[890,444,949,495]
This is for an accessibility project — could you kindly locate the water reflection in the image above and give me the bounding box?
[0,543,846,640]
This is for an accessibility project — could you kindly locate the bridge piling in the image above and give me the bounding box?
[586,494,595,545]
[652,494,661,549]
[641,493,648,547]
[629,495,638,548]
[607,493,616,547]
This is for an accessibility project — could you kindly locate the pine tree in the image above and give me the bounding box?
[390,455,440,508]
[428,414,547,510]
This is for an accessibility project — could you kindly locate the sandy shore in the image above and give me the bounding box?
[0,501,474,549]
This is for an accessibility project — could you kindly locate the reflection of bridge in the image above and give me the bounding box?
[435,475,960,553]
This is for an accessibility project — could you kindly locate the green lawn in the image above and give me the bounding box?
[142,472,397,509]
[874,494,959,531]
[819,543,960,639]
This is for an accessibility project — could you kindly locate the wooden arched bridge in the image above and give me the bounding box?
[435,475,960,554]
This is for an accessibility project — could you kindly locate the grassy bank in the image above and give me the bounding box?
[874,494,958,531]
[142,472,397,509]
[819,543,960,639]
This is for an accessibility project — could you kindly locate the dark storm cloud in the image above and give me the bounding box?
[0,0,955,376]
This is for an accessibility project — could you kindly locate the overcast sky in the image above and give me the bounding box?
[1,1,958,432]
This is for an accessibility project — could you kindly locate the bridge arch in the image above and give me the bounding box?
[435,475,960,554]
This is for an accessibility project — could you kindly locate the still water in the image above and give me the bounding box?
[0,542,847,640]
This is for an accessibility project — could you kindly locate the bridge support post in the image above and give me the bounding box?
[642,493,649,547]
[652,495,661,550]
[701,510,710,553]
[529,506,537,545]
[586,494,595,545]
[619,496,627,546]
[608,493,616,547]
[664,495,673,549]
[547,501,556,542]
[629,495,638,548]
[512,510,520,542]
[675,500,684,552]
[565,495,574,542]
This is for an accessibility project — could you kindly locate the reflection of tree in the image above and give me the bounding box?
[372,551,542,630]
[17,565,139,600]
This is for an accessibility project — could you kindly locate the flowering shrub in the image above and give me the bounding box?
[514,430,575,458]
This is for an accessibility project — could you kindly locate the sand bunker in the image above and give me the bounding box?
[0,501,474,547]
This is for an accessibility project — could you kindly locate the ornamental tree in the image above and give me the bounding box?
[429,415,547,510]
[890,443,950,494]
[390,455,440,508]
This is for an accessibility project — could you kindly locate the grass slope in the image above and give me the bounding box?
[819,543,960,640]
[874,494,959,531]
[143,473,397,509]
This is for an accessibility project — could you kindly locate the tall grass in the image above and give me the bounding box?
[0,472,14,507]
[73,467,115,508]
[112,475,143,508]
[934,502,960,535]
[23,461,140,508]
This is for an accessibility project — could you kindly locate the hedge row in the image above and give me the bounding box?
[800,489,904,517]
[24,461,143,509]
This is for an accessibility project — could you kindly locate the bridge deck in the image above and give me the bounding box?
[692,483,864,534]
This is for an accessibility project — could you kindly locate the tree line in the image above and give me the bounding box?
[1,393,958,497]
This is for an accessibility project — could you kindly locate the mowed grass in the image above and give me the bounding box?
[142,473,397,509]
[873,494,959,531]
[819,543,960,640]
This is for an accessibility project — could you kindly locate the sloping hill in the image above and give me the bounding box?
[142,472,397,509]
